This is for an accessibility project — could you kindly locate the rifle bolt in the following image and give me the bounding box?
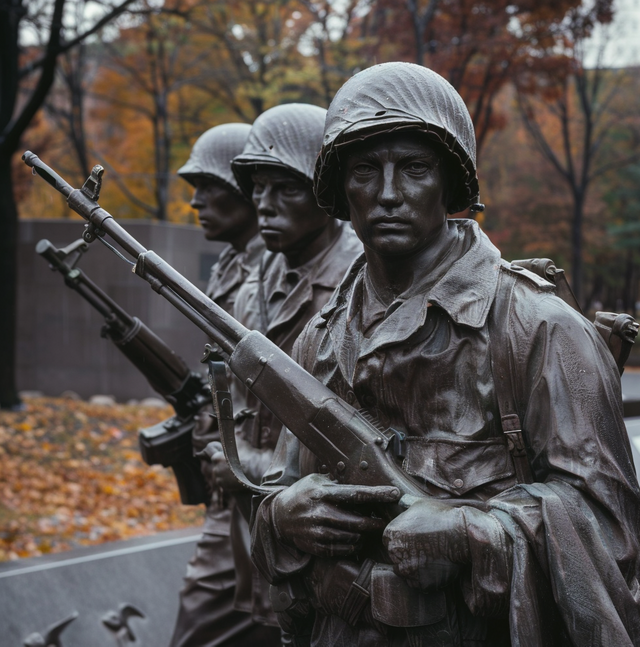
[375,437,383,445]
[336,461,346,472]
[360,461,369,470]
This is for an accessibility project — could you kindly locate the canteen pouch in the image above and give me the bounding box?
[370,564,447,627]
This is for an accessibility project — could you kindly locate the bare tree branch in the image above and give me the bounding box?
[19,0,138,79]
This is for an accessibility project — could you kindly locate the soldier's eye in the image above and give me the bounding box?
[352,163,376,177]
[282,184,302,196]
[404,161,431,175]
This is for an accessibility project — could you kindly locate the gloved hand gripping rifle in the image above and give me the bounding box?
[23,151,479,513]
[36,238,210,504]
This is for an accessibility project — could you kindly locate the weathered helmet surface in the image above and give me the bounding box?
[232,103,327,198]
[314,62,479,218]
[178,123,251,195]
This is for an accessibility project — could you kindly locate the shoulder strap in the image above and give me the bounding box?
[489,267,534,485]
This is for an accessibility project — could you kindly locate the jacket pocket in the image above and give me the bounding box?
[403,436,515,496]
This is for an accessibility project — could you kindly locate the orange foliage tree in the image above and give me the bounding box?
[515,2,640,304]
[367,0,598,154]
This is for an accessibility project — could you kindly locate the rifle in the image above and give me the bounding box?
[23,151,478,512]
[36,237,210,505]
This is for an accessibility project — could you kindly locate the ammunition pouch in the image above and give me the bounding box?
[270,577,314,647]
[139,415,208,505]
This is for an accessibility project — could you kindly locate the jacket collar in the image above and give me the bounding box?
[209,233,265,303]
[265,223,360,336]
[427,220,501,329]
[323,220,501,379]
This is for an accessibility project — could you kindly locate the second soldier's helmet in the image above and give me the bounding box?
[314,62,480,219]
[178,123,251,195]
[232,104,327,199]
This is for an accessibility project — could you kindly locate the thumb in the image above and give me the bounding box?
[196,440,223,461]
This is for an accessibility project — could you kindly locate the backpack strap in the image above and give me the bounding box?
[489,266,534,485]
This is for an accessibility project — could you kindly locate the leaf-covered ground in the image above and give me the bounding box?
[0,397,204,561]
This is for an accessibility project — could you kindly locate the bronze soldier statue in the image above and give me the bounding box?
[169,123,279,647]
[251,63,640,646]
[202,103,362,633]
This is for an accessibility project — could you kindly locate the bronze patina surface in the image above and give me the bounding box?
[251,63,640,647]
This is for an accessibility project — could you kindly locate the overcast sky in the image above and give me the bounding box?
[585,0,640,67]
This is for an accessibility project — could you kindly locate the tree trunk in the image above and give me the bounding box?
[571,190,584,307]
[0,154,20,408]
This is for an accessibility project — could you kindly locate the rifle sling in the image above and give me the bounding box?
[206,355,273,495]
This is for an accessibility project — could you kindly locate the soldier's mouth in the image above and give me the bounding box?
[370,217,410,227]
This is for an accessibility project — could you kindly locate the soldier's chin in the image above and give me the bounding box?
[200,223,222,240]
[365,233,419,257]
[260,229,285,251]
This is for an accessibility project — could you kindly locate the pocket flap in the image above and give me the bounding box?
[370,564,447,627]
[403,436,514,495]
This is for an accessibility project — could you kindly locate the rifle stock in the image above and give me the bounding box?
[24,152,474,509]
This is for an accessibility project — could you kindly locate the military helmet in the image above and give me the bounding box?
[314,62,480,219]
[232,103,327,199]
[178,123,251,195]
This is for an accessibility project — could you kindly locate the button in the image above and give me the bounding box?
[336,461,346,472]
[262,426,271,438]
[453,478,464,488]
[360,461,368,470]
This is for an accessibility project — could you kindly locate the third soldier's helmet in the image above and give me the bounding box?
[178,123,251,195]
[314,62,480,218]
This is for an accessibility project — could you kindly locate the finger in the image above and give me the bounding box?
[297,541,361,558]
[319,543,362,557]
[330,515,387,534]
[311,526,361,545]
[318,507,388,533]
[318,484,401,505]
[211,451,226,464]
[213,464,231,478]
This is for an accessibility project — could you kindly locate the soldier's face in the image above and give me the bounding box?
[343,133,447,257]
[251,167,330,254]
[190,177,256,242]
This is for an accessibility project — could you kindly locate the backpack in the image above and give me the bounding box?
[491,258,639,484]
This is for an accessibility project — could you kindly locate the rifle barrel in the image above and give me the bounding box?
[37,239,134,323]
[24,151,248,354]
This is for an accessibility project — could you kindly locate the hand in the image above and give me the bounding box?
[383,498,471,591]
[200,440,256,492]
[273,473,401,557]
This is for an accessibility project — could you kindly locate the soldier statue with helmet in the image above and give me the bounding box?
[169,123,280,647]
[251,63,640,646]
[201,103,362,632]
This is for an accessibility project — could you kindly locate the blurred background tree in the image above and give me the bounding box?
[0,0,136,409]
[2,0,640,407]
